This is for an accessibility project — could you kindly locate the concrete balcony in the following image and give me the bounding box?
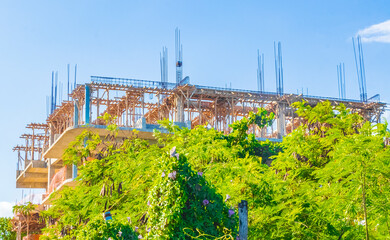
[16,160,47,189]
[42,121,176,160]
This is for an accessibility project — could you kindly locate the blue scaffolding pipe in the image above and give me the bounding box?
[51,71,54,114]
[85,84,91,124]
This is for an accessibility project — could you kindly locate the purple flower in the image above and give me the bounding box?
[197,172,203,176]
[161,172,166,177]
[118,231,122,237]
[168,171,177,180]
[138,235,143,239]
[228,209,235,217]
[170,147,177,157]
[202,199,209,206]
[225,194,231,202]
[175,153,180,160]
[135,226,138,232]
[147,200,151,206]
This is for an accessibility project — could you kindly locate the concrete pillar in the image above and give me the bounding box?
[277,102,286,139]
[74,100,79,127]
[135,117,146,129]
[176,95,184,122]
[49,123,55,146]
[47,159,56,189]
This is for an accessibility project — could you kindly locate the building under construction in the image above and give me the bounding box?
[13,74,386,191]
[12,30,387,238]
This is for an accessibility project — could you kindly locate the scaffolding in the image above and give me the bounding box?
[14,123,49,180]
[42,76,385,138]
[52,76,385,135]
[13,76,386,189]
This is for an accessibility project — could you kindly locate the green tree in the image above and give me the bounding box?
[41,101,390,239]
[41,108,278,239]
[269,101,390,239]
[146,147,237,239]
[13,202,36,238]
[0,217,16,240]
[315,121,390,239]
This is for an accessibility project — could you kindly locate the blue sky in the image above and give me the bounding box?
[1,0,389,216]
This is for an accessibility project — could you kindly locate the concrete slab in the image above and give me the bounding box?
[16,161,48,189]
[43,125,159,159]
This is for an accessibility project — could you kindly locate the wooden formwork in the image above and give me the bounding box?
[46,78,387,141]
[13,76,386,189]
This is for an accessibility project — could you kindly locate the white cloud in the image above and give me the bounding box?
[0,201,14,218]
[357,20,390,43]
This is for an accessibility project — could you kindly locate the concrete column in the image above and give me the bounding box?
[277,102,286,139]
[176,95,184,122]
[49,123,55,146]
[135,117,146,129]
[74,100,79,127]
[47,159,55,189]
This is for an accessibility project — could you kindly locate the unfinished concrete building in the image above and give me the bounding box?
[13,31,387,209]
[13,75,386,206]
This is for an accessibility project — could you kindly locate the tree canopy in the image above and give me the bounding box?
[0,217,16,240]
[40,101,390,239]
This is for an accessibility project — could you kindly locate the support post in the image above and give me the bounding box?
[72,164,77,180]
[158,93,160,121]
[47,159,55,189]
[49,123,55,146]
[277,102,286,139]
[97,89,100,121]
[142,93,145,116]
[176,95,184,122]
[31,127,35,161]
[74,100,79,127]
[25,138,29,166]
[214,98,218,129]
[126,92,129,126]
[239,200,248,240]
[85,84,91,124]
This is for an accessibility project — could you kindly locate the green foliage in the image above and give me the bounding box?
[40,101,390,239]
[41,108,277,239]
[228,108,274,144]
[13,202,36,216]
[99,112,119,133]
[146,147,237,239]
[74,218,137,239]
[42,133,158,238]
[0,217,16,240]
[227,108,278,159]
[62,130,101,166]
[13,202,37,237]
[266,101,390,239]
